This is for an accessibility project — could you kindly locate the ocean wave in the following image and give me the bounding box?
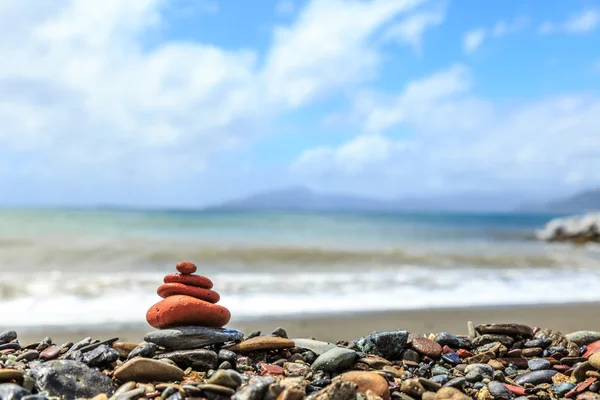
[0,235,599,272]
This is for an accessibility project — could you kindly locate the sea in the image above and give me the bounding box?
[1,209,599,332]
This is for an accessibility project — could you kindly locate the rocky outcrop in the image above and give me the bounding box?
[536,213,600,244]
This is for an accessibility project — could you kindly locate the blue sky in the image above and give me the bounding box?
[1,0,600,207]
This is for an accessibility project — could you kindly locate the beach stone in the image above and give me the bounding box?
[534,328,567,348]
[412,337,443,359]
[195,384,236,396]
[472,335,514,348]
[284,362,311,377]
[434,333,462,348]
[528,359,551,371]
[114,358,184,382]
[292,339,337,356]
[0,370,23,382]
[272,328,288,338]
[401,378,425,398]
[0,331,17,345]
[442,352,461,365]
[524,338,552,348]
[0,383,30,400]
[163,273,213,288]
[232,376,276,400]
[81,344,119,367]
[487,381,513,400]
[465,364,494,378]
[16,351,39,362]
[402,349,421,363]
[157,283,220,303]
[227,336,295,352]
[521,347,542,357]
[310,380,357,400]
[514,370,557,385]
[435,387,471,400]
[359,355,392,369]
[39,345,60,361]
[145,326,243,350]
[114,381,137,396]
[111,342,139,359]
[354,330,408,360]
[207,370,243,389]
[553,383,576,396]
[175,261,197,274]
[157,349,218,371]
[312,347,357,373]
[218,349,237,365]
[584,341,600,357]
[430,375,449,386]
[475,324,533,338]
[338,371,390,400]
[574,362,596,382]
[589,353,600,369]
[444,377,467,389]
[146,295,230,328]
[31,360,116,400]
[126,342,157,360]
[568,332,600,346]
[277,387,305,400]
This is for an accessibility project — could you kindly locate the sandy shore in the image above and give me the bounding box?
[9,302,600,345]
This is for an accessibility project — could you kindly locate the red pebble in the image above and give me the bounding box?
[259,363,284,376]
[157,283,220,304]
[456,349,473,358]
[176,261,197,275]
[502,384,526,396]
[163,274,213,289]
[553,365,570,373]
[146,295,230,328]
[584,340,600,358]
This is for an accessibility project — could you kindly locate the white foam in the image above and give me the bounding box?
[1,267,599,329]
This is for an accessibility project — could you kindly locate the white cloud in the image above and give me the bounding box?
[293,66,600,193]
[383,6,445,52]
[292,134,416,176]
[0,0,438,185]
[262,0,428,108]
[463,16,528,54]
[539,9,600,34]
[276,0,295,15]
[462,29,485,53]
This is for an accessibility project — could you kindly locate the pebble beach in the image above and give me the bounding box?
[4,320,600,400]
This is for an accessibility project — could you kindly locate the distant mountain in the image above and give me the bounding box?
[204,186,398,212]
[204,186,525,213]
[540,188,600,213]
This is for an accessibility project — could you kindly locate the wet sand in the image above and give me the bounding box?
[11,302,600,345]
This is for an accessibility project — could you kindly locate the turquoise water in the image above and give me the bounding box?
[0,209,598,329]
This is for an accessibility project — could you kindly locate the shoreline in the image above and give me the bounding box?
[7,301,600,344]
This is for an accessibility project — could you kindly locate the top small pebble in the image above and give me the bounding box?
[176,261,197,275]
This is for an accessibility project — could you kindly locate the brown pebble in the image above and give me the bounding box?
[112,342,141,359]
[175,261,197,275]
[506,349,522,358]
[39,345,61,361]
[411,337,443,359]
[338,371,390,400]
[522,347,543,357]
[0,369,23,382]
[276,387,306,400]
[226,336,295,352]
